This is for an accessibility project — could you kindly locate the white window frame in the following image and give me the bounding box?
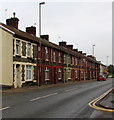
[38,46,41,59]
[68,69,71,79]
[58,53,61,63]
[27,43,31,57]
[45,67,49,81]
[45,47,49,61]
[26,65,32,81]
[53,51,56,62]
[16,40,20,55]
[58,68,62,80]
[75,70,78,79]
[64,54,66,64]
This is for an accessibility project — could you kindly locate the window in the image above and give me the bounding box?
[51,49,53,62]
[53,51,56,62]
[75,58,78,65]
[16,40,20,55]
[26,65,32,81]
[45,47,48,61]
[58,53,61,63]
[64,54,66,64]
[27,43,31,57]
[38,46,41,58]
[58,68,62,79]
[68,69,71,79]
[72,57,74,65]
[75,70,78,79]
[45,67,49,81]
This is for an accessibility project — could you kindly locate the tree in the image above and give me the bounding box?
[107,65,114,74]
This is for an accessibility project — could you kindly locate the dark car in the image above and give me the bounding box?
[97,75,106,81]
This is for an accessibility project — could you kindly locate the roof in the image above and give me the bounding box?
[0,22,101,65]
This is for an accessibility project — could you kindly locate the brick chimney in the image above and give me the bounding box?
[59,41,66,47]
[67,45,73,50]
[40,35,49,41]
[83,53,86,56]
[78,51,82,54]
[73,49,78,52]
[26,26,36,36]
[6,12,19,29]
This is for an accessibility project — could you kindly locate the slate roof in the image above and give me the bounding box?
[0,22,101,65]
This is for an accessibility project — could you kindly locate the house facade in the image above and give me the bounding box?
[0,15,102,88]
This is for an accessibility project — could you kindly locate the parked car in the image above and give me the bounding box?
[97,75,106,81]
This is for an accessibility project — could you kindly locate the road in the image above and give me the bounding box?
[2,78,114,118]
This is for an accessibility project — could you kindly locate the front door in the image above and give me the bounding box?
[15,65,20,88]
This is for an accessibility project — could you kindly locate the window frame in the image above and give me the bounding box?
[45,67,49,81]
[16,40,20,55]
[27,43,31,57]
[58,68,62,80]
[26,65,32,81]
[45,47,49,61]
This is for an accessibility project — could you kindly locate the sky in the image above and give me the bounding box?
[0,0,113,65]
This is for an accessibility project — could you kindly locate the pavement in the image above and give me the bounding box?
[99,88,114,110]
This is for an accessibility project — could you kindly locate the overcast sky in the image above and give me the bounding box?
[0,0,113,65]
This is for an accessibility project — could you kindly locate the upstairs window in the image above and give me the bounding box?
[38,46,41,59]
[45,47,48,61]
[58,53,61,63]
[16,40,20,55]
[27,43,31,57]
[64,54,66,64]
[72,57,74,65]
[53,51,56,62]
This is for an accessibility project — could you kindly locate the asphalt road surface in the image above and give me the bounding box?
[2,78,114,118]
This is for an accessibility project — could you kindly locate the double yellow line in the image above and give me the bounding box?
[88,88,114,112]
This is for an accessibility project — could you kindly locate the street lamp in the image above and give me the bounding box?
[106,56,109,66]
[92,44,95,56]
[39,2,45,36]
[38,2,45,86]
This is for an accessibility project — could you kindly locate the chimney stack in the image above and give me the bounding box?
[59,41,66,47]
[26,26,36,36]
[67,45,73,50]
[6,12,19,29]
[78,51,82,54]
[40,35,49,41]
[83,53,86,56]
[73,49,78,52]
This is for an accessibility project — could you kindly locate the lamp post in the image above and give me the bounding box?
[39,2,45,36]
[92,44,95,56]
[106,56,109,66]
[38,2,45,86]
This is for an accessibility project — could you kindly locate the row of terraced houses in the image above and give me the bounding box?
[0,15,106,88]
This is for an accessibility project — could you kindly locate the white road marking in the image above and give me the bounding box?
[0,106,10,111]
[30,93,58,102]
